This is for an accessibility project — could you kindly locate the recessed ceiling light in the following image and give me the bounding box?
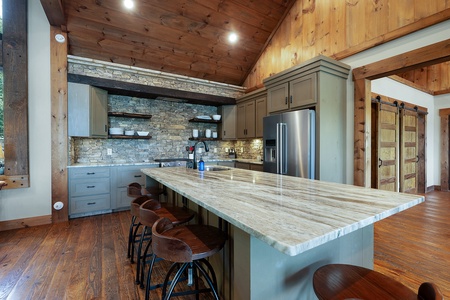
[123,0,134,9]
[228,32,238,43]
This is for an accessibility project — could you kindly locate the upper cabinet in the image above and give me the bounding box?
[236,88,267,139]
[218,105,237,140]
[267,73,317,113]
[68,82,108,138]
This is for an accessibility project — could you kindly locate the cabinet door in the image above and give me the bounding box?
[90,87,108,137]
[290,73,317,109]
[235,162,250,169]
[237,103,247,139]
[267,83,289,113]
[219,105,237,140]
[255,96,267,138]
[245,101,256,138]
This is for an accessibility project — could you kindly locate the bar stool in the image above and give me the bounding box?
[146,217,227,300]
[136,198,195,287]
[127,182,164,261]
[313,264,443,300]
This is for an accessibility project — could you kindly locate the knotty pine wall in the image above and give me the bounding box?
[243,0,450,88]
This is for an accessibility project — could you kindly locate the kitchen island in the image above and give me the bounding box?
[141,166,424,299]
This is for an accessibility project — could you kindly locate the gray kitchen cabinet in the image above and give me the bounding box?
[68,82,108,137]
[267,73,316,113]
[235,161,263,171]
[217,161,235,168]
[264,55,351,183]
[237,101,255,139]
[69,167,111,217]
[236,87,267,139]
[110,164,160,210]
[218,105,237,140]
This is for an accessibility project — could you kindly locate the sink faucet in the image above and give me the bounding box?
[193,141,209,169]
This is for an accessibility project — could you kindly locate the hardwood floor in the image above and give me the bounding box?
[374,190,450,298]
[0,190,448,299]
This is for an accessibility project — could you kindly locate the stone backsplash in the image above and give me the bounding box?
[71,95,263,164]
[68,56,262,164]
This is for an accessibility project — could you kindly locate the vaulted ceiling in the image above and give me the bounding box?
[40,0,449,94]
[40,0,295,86]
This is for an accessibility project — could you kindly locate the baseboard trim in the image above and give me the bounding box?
[426,185,441,193]
[0,215,52,232]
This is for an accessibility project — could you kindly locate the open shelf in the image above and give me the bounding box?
[108,112,152,119]
[189,118,221,124]
[188,137,218,141]
[108,135,152,140]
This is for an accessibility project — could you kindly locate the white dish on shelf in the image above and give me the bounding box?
[137,131,149,136]
[212,115,221,120]
[109,128,124,135]
[196,115,211,120]
[125,130,135,136]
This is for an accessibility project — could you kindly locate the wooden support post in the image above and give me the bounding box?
[353,79,372,187]
[50,27,69,222]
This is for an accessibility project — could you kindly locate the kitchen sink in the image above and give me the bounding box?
[203,166,231,171]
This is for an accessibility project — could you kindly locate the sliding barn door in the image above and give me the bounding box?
[400,109,419,193]
[375,103,399,192]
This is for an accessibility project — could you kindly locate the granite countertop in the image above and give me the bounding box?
[141,167,424,256]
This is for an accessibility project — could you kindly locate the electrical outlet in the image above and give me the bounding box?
[225,148,229,152]
[107,148,112,155]
[241,147,244,152]
[214,148,217,153]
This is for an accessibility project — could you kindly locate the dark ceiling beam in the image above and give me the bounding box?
[67,74,236,106]
[40,0,66,27]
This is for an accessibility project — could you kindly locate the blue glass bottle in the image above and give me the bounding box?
[199,158,205,171]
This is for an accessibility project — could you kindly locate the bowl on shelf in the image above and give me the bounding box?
[137,131,149,136]
[212,115,221,121]
[125,130,135,136]
[109,127,124,135]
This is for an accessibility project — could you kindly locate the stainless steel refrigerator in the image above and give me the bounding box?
[263,109,315,178]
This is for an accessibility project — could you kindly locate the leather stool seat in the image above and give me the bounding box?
[313,264,443,300]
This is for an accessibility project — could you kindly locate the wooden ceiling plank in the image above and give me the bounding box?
[40,0,66,26]
[65,17,258,63]
[353,39,450,80]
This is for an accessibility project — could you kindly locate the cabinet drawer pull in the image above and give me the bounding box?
[290,95,293,103]
[86,172,95,175]
[87,202,96,205]
[134,175,142,178]
[285,96,288,105]
[86,185,96,188]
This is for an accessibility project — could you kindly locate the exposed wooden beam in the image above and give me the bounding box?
[67,74,236,106]
[353,39,450,80]
[40,0,66,27]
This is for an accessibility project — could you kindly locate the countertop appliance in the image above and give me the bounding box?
[154,158,188,168]
[263,109,315,178]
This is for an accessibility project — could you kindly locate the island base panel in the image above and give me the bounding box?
[233,225,374,300]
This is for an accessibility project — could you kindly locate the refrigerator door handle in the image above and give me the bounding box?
[280,123,287,174]
[276,123,280,173]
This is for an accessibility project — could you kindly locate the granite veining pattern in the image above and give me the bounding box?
[141,167,424,256]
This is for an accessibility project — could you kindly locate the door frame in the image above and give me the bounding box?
[353,39,450,188]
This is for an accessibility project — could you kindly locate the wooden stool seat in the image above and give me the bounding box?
[313,264,443,300]
[136,198,195,287]
[146,217,227,300]
[128,195,152,261]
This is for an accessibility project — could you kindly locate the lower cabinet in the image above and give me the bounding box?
[69,167,111,217]
[235,162,263,171]
[69,164,159,218]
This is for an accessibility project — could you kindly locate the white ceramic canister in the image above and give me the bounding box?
[212,131,218,138]
[193,129,199,138]
[205,129,211,138]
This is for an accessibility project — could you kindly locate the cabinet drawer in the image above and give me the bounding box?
[118,168,146,187]
[70,167,110,179]
[70,194,111,214]
[70,178,110,196]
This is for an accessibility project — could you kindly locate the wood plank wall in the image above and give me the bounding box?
[243,0,450,88]
[398,61,450,95]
